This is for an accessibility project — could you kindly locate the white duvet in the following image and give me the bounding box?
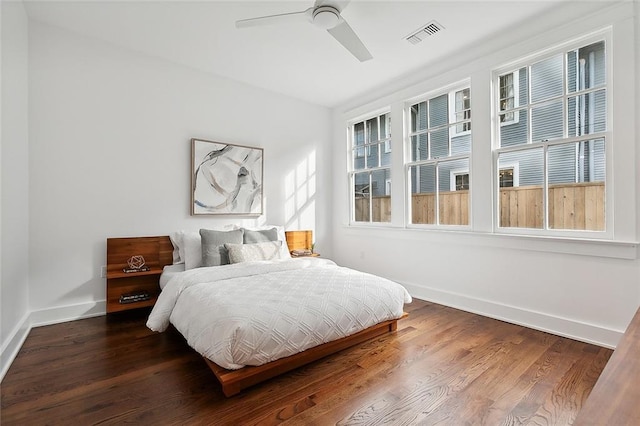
[147,258,411,370]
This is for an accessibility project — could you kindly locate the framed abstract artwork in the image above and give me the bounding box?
[191,138,263,215]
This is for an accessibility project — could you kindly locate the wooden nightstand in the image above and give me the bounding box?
[106,236,172,313]
[285,230,319,257]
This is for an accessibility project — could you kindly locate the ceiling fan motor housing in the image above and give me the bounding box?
[313,6,340,30]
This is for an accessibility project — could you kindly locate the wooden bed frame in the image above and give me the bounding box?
[116,235,407,397]
[204,313,407,397]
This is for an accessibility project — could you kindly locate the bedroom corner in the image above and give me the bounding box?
[1,0,30,381]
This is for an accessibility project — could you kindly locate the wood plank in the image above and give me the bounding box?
[548,186,555,229]
[500,189,510,227]
[461,190,469,225]
[596,183,605,231]
[575,184,586,229]
[1,299,612,425]
[427,193,436,224]
[534,186,544,228]
[574,307,640,425]
[585,184,597,230]
[562,184,576,229]
[553,185,564,229]
[510,188,520,227]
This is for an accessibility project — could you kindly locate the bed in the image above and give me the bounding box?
[144,228,411,396]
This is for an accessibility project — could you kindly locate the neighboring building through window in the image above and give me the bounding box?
[350,112,392,223]
[454,173,470,191]
[499,71,520,125]
[495,40,607,231]
[499,168,515,187]
[450,88,471,134]
[407,84,471,226]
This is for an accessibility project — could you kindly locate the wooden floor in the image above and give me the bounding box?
[1,299,612,425]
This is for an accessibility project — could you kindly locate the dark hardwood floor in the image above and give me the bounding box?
[1,299,612,425]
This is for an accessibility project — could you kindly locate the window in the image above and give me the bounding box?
[498,162,520,188]
[499,168,514,187]
[407,85,471,226]
[495,40,607,232]
[499,72,520,125]
[454,173,470,191]
[350,112,392,223]
[450,88,471,134]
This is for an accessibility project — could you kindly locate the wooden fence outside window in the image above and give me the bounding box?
[354,182,604,230]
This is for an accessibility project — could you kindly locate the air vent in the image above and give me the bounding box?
[405,21,444,45]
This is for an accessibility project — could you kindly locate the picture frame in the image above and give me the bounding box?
[191,138,263,216]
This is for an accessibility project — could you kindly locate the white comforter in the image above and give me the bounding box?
[147,258,411,370]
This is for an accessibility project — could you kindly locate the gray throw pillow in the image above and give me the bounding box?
[200,228,244,267]
[243,227,278,243]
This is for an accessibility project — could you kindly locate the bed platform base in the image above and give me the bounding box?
[204,313,407,397]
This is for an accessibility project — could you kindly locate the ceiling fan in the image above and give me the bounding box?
[235,0,372,62]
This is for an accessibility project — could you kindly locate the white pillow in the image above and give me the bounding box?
[170,226,236,268]
[169,231,185,264]
[224,241,283,264]
[182,231,204,270]
[231,225,291,259]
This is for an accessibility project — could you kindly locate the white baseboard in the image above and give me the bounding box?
[0,312,31,382]
[0,300,106,382]
[29,300,106,328]
[401,281,622,349]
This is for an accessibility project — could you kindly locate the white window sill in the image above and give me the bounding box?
[344,224,638,260]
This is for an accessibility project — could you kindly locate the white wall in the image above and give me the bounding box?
[25,21,331,320]
[2,0,637,384]
[636,0,640,302]
[1,1,31,379]
[332,2,639,348]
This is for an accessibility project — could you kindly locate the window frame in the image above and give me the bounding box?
[405,81,472,229]
[499,71,520,126]
[348,110,392,225]
[450,169,470,191]
[449,88,472,137]
[340,20,634,258]
[492,31,613,239]
[498,162,520,187]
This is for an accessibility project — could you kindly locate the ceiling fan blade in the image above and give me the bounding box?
[236,9,312,29]
[327,19,372,62]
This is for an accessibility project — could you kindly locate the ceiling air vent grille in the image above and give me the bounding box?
[405,21,444,45]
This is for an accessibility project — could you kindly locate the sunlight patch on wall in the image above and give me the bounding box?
[285,150,317,231]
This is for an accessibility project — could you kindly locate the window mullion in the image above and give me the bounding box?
[435,163,440,225]
[364,120,369,168]
[448,95,453,157]
[543,143,549,230]
[563,52,569,139]
[376,115,381,168]
[527,65,533,144]
[368,172,373,223]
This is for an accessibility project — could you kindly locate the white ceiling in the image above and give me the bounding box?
[23,0,615,107]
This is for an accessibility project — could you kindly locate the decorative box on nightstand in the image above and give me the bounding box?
[106,236,173,313]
